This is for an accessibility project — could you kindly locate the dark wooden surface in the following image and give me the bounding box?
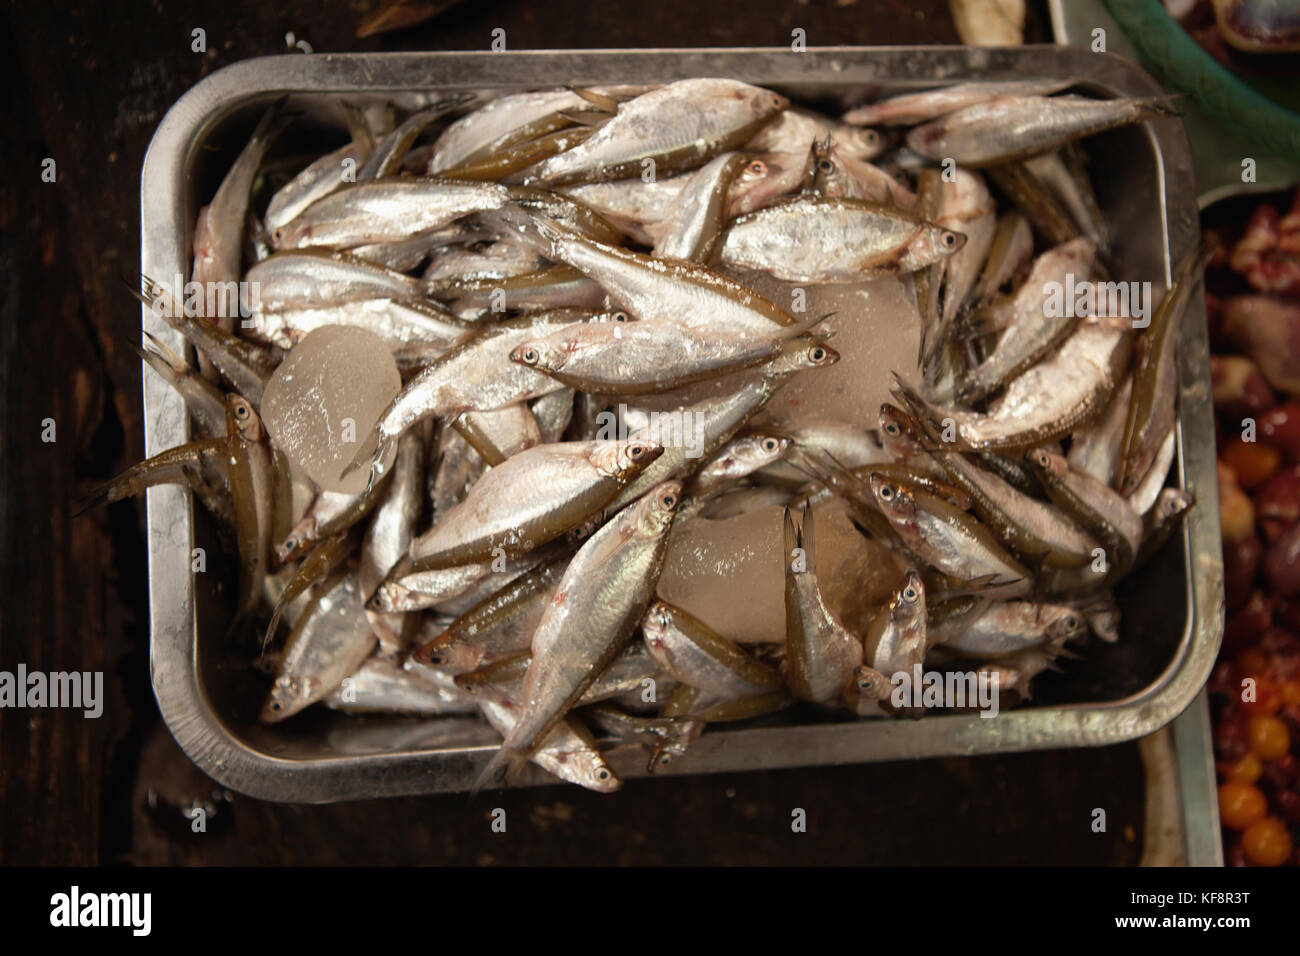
[0,0,1146,866]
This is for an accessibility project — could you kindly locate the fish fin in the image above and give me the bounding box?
[432,91,477,114]
[261,599,287,653]
[338,100,375,158]
[225,604,257,642]
[471,745,529,797]
[814,446,855,475]
[953,306,1005,340]
[779,446,827,486]
[779,311,837,340]
[801,446,873,499]
[565,86,621,114]
[890,373,948,433]
[338,442,372,481]
[249,96,297,147]
[554,109,614,129]
[473,206,572,259]
[916,318,931,368]
[956,572,1020,594]
[846,514,880,541]
[340,432,393,484]
[647,746,666,774]
[527,214,573,246]
[356,0,444,38]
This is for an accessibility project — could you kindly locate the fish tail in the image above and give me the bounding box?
[1137,94,1186,120]
[72,452,200,517]
[72,474,134,517]
[782,503,800,561]
[140,330,190,374]
[132,335,190,396]
[800,498,818,568]
[124,271,172,315]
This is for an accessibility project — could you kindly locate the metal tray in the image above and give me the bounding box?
[142,47,1224,802]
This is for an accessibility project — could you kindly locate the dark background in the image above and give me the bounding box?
[0,0,1147,865]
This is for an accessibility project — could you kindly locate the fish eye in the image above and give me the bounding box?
[810,346,827,361]
[612,311,628,322]
[817,159,833,172]
[1065,615,1078,630]
[596,768,610,781]
[864,130,880,146]
[884,422,900,436]
[427,652,443,664]
[661,493,678,509]
[879,485,894,501]
[762,437,779,452]
[272,228,284,243]
[659,753,672,766]
[942,232,958,248]
[747,160,767,175]
[270,700,282,711]
[235,403,250,419]
[521,348,539,364]
[903,586,918,602]
[628,443,645,459]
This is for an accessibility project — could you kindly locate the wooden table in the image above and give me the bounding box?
[0,0,1145,865]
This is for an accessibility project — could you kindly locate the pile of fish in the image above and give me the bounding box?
[93,76,1199,792]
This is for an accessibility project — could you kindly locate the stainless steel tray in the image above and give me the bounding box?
[142,47,1224,802]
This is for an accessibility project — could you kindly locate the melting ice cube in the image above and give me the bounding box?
[261,326,401,494]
